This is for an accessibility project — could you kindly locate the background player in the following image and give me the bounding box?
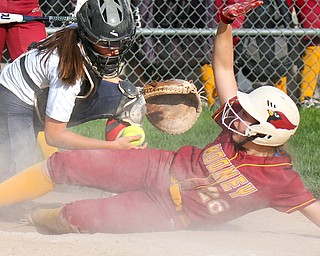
[0,0,47,63]
[0,0,319,234]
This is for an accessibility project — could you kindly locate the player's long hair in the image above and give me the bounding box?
[31,26,84,85]
[234,141,291,160]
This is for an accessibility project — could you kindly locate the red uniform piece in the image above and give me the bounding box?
[286,0,320,46]
[0,0,47,61]
[46,99,317,233]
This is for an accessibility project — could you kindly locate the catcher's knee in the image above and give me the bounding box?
[105,119,127,141]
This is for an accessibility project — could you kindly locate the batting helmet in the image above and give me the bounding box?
[222,86,300,146]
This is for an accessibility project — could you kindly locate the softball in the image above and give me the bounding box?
[121,125,145,146]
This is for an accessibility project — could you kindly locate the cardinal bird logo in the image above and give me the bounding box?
[266,109,296,130]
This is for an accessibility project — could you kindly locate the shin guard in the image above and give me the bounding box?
[105,119,127,141]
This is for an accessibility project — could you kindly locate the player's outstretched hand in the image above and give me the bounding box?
[220,0,264,24]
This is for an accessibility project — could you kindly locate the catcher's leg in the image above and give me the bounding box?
[200,64,217,107]
[37,131,58,160]
[105,118,128,141]
[28,149,176,234]
[0,161,54,207]
[300,46,320,101]
[0,27,5,61]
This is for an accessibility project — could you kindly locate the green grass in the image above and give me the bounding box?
[287,108,320,197]
[70,107,320,197]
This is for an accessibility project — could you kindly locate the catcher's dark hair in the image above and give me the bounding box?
[30,26,84,85]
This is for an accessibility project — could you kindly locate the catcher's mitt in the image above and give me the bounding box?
[143,79,202,134]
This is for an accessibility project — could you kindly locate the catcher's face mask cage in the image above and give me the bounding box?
[222,86,300,147]
[77,0,137,77]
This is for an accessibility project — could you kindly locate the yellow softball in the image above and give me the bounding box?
[121,125,145,146]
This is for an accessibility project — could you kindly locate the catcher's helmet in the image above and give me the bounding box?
[77,0,136,77]
[222,86,300,146]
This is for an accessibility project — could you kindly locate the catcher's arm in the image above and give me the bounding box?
[213,0,264,105]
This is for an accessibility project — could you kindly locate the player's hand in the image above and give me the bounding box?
[220,0,264,24]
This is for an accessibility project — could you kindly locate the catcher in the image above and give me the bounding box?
[0,0,147,181]
[0,0,319,234]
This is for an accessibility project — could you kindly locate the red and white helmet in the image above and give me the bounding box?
[222,86,300,146]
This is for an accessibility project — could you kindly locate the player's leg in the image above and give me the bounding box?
[300,46,320,101]
[6,21,46,60]
[28,206,79,234]
[0,147,174,208]
[30,191,181,234]
[48,147,174,193]
[0,161,54,207]
[275,76,287,94]
[200,64,217,107]
[6,1,47,61]
[0,26,6,63]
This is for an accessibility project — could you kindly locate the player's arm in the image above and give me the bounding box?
[213,22,238,106]
[299,201,320,228]
[213,0,264,106]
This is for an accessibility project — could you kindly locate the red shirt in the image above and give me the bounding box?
[171,101,317,228]
[0,0,42,15]
[287,0,320,45]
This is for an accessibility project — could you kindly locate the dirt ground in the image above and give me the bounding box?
[0,186,318,256]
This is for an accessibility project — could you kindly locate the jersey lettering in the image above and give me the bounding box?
[202,144,257,198]
[229,183,257,198]
[220,175,248,191]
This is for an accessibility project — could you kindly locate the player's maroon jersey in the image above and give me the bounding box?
[171,98,317,229]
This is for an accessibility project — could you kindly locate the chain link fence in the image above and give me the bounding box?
[2,0,320,104]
